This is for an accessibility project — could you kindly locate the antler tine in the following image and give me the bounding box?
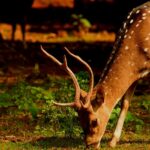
[41,45,81,108]
[64,47,94,97]
[41,45,62,66]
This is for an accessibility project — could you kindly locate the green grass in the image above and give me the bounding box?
[0,133,150,150]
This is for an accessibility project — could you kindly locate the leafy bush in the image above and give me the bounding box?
[108,103,144,133]
[138,95,150,112]
[108,107,121,129]
[125,111,144,133]
[71,14,92,32]
[0,81,54,119]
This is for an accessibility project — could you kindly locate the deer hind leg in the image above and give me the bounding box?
[20,18,27,49]
[20,21,25,42]
[109,82,137,147]
[21,23,27,49]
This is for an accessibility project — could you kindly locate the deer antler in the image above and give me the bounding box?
[41,45,81,108]
[64,47,94,108]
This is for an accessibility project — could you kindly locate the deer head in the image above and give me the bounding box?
[41,46,109,149]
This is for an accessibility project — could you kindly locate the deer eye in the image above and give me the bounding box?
[91,119,98,127]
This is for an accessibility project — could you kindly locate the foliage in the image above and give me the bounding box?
[71,14,92,32]
[138,95,150,112]
[108,107,121,129]
[76,71,90,91]
[0,81,53,119]
[108,103,144,133]
[124,111,144,133]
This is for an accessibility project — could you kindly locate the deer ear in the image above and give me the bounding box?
[95,88,104,105]
[91,90,104,110]
[96,93,104,104]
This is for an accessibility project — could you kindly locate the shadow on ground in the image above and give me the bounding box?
[30,136,84,149]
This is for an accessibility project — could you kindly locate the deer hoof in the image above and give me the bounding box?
[109,136,118,148]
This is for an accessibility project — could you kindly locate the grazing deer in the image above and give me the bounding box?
[41,1,150,149]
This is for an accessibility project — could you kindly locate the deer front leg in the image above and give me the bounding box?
[109,82,137,147]
[20,20,27,49]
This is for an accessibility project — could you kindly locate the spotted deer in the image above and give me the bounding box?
[41,1,150,149]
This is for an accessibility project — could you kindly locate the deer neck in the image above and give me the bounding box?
[95,45,141,115]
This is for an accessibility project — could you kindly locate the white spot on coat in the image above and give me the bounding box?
[123,23,126,28]
[144,48,148,52]
[109,69,112,72]
[131,30,134,34]
[142,16,146,20]
[103,81,106,84]
[136,10,140,14]
[136,24,139,27]
[128,36,132,39]
[142,13,147,16]
[138,20,142,23]
[118,36,122,39]
[144,62,148,65]
[130,19,134,24]
[143,5,148,8]
[141,71,149,78]
[125,46,129,50]
[124,35,127,39]
[145,37,149,41]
